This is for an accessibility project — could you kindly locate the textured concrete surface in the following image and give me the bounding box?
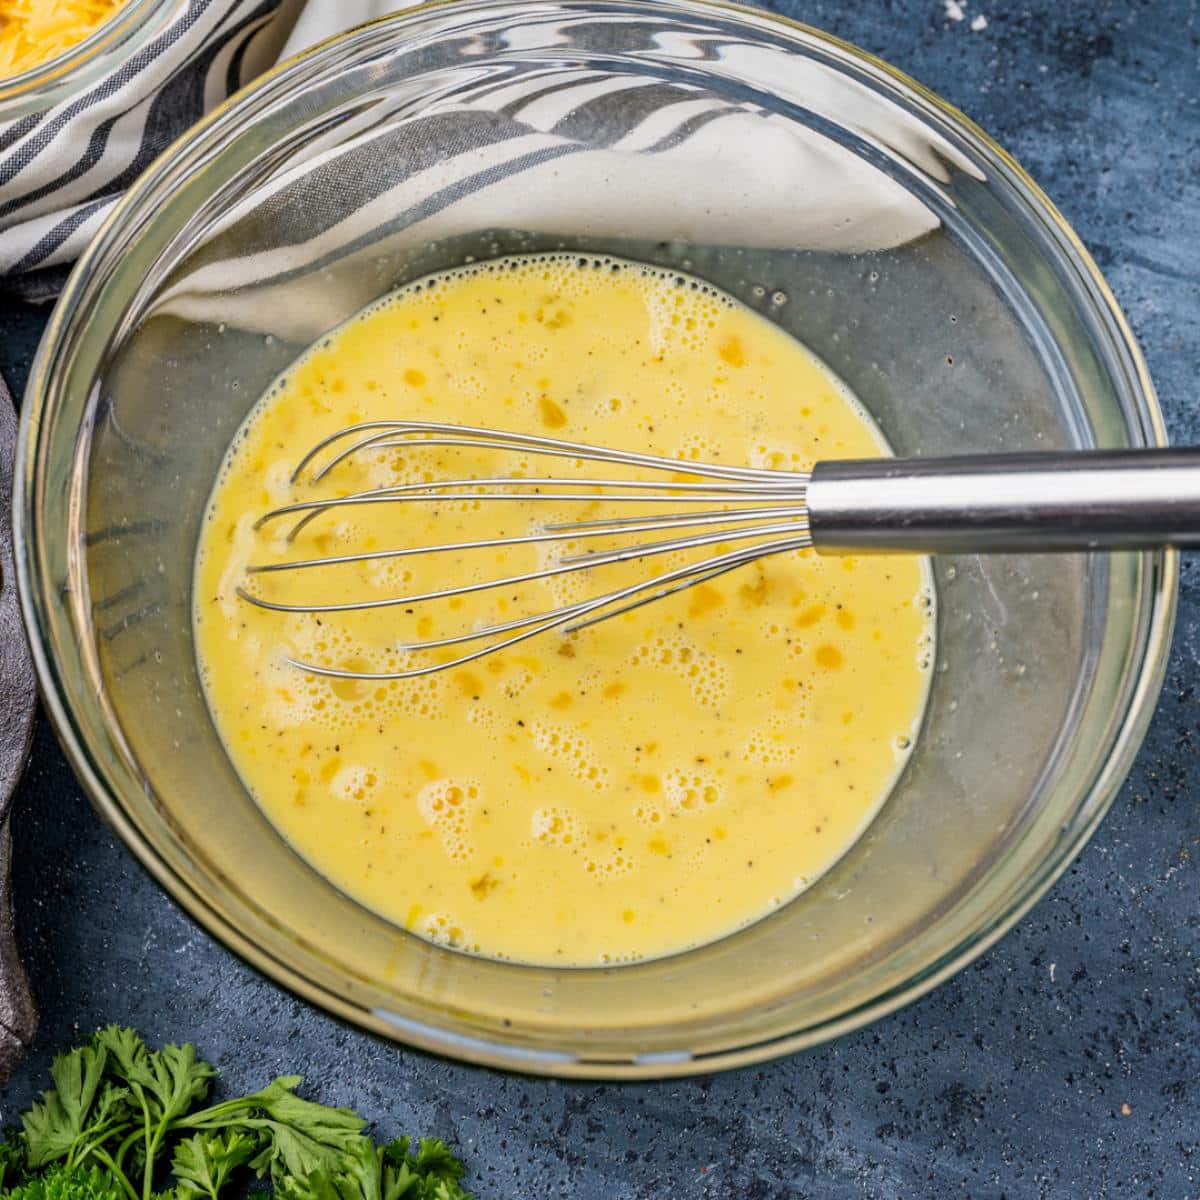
[1,1,1199,1195]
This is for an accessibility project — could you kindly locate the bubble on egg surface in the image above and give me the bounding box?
[419,911,472,949]
[628,630,729,708]
[583,846,634,880]
[663,765,722,814]
[466,702,502,737]
[593,393,625,418]
[446,369,488,404]
[742,723,796,769]
[916,628,935,671]
[530,806,583,847]
[636,800,669,831]
[535,541,589,607]
[674,431,722,463]
[748,440,808,472]
[416,777,478,863]
[366,556,413,592]
[267,621,448,734]
[330,764,379,804]
[262,458,297,504]
[529,718,609,791]
[598,948,645,964]
[637,273,727,358]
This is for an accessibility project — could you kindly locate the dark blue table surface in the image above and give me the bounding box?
[2,2,1199,1196]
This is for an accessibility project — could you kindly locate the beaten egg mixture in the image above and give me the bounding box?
[195,254,934,965]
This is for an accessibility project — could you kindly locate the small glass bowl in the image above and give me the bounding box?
[18,0,1174,1077]
[0,0,178,117]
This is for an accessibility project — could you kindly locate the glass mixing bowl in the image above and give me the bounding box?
[17,0,1175,1077]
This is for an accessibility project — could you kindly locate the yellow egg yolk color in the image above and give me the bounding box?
[195,254,934,966]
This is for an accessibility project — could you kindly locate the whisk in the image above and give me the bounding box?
[238,421,1200,680]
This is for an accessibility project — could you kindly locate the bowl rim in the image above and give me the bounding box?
[16,0,1178,1078]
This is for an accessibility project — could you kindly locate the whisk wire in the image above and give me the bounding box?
[282,536,809,681]
[237,518,807,615]
[243,421,812,679]
[294,420,796,485]
[247,505,808,576]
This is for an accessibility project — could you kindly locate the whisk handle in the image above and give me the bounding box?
[807,448,1200,553]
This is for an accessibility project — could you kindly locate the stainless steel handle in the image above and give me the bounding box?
[807,448,1200,553]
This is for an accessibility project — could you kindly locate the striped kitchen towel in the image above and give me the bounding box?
[0,0,965,303]
[0,0,298,299]
[147,66,948,345]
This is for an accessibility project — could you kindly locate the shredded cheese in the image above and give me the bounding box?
[0,0,128,78]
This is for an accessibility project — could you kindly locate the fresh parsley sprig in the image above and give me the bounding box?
[2,1029,469,1200]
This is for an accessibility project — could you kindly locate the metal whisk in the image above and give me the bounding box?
[238,421,1200,680]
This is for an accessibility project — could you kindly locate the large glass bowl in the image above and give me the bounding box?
[17,0,1174,1077]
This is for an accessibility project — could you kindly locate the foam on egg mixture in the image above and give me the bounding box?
[194,253,934,966]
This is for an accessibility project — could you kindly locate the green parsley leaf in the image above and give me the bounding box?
[94,1030,215,1130]
[5,1032,470,1200]
[0,1164,125,1200]
[22,1049,130,1170]
[187,1078,366,1185]
[381,1140,469,1200]
[273,1134,473,1200]
[88,1032,149,1093]
[275,1137,380,1200]
[0,1133,28,1189]
[171,1132,259,1200]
